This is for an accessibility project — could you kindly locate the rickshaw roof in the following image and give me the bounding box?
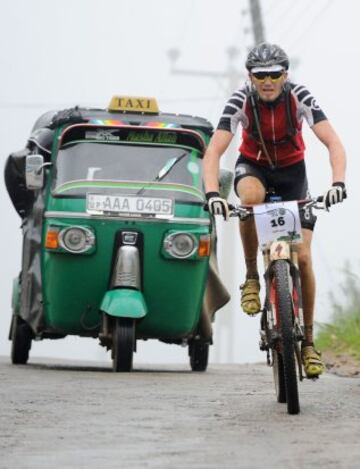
[28,97,213,155]
[31,108,214,136]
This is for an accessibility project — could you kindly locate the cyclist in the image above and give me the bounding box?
[203,42,347,378]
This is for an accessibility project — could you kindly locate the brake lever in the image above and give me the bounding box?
[304,196,325,211]
[228,205,251,220]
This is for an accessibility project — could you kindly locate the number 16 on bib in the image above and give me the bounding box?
[253,201,302,250]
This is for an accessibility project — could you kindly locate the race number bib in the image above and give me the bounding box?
[253,201,302,250]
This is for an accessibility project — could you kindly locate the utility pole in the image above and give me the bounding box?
[168,46,243,363]
[249,0,266,44]
[167,0,266,363]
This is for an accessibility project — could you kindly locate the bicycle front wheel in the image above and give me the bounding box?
[273,260,300,415]
[273,349,286,403]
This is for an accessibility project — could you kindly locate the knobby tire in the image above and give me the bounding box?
[273,350,286,403]
[274,260,300,414]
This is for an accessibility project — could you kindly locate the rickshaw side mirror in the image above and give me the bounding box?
[25,154,45,190]
[219,169,234,200]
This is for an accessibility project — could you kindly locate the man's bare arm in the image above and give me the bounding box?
[312,120,346,183]
[202,130,233,193]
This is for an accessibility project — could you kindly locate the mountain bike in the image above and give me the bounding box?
[230,196,324,414]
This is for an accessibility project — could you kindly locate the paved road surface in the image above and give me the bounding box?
[0,357,359,468]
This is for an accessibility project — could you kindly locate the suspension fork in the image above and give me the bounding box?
[289,250,305,380]
[260,249,279,357]
[261,242,302,353]
[289,250,304,337]
[268,242,304,380]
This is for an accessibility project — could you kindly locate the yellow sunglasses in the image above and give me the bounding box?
[252,71,284,83]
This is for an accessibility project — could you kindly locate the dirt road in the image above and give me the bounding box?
[0,356,359,469]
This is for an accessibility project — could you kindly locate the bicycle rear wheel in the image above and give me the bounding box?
[273,260,300,415]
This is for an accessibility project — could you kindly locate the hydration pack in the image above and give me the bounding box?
[247,82,300,151]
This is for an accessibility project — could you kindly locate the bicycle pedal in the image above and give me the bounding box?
[259,341,268,351]
[266,350,272,366]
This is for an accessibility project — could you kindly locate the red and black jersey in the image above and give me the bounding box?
[217,82,327,168]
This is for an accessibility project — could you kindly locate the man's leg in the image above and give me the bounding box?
[297,229,315,342]
[236,176,266,314]
[297,228,325,376]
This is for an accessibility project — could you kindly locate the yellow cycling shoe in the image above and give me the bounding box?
[301,345,325,378]
[240,279,261,316]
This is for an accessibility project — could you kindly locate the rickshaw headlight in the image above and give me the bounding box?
[163,233,197,259]
[59,227,95,254]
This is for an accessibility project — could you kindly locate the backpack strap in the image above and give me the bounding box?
[248,83,300,157]
[247,85,276,169]
[284,83,301,150]
[284,82,297,136]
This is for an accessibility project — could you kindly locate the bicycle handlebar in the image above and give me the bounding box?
[228,196,325,220]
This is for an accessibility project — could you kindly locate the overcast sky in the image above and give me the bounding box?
[0,0,358,366]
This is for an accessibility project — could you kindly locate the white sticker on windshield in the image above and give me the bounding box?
[85,130,120,141]
[187,161,199,174]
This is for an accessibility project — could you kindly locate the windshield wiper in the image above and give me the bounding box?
[136,151,188,195]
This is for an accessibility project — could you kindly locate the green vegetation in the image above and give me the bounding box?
[316,265,360,361]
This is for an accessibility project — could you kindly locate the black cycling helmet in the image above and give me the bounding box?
[245,42,289,71]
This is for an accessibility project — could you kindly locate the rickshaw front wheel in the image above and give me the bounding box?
[10,315,33,365]
[189,339,209,372]
[112,318,135,372]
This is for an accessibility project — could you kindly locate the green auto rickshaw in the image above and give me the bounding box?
[5,96,230,372]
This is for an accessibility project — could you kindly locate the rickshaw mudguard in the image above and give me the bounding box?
[100,289,148,319]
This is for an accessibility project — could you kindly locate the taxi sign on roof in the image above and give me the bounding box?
[108,96,159,114]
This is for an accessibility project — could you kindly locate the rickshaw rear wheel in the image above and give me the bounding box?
[112,318,135,372]
[11,315,33,365]
[189,339,209,372]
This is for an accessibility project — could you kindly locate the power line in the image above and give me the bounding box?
[270,0,315,44]
[0,96,228,110]
[265,1,307,38]
[262,0,288,17]
[161,96,228,103]
[287,0,334,55]
[0,103,72,109]
[167,0,266,364]
[176,0,196,45]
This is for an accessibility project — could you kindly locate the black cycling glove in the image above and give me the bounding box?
[323,182,347,210]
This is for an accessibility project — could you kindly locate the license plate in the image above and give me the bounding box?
[86,194,174,217]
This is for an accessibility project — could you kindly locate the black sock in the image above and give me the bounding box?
[302,341,314,348]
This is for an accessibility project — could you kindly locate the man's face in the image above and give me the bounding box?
[250,70,287,102]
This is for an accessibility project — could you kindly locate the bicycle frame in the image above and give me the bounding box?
[230,197,324,414]
[262,238,305,409]
[263,240,304,348]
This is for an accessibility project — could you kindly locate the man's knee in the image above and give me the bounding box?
[237,177,265,204]
[298,249,312,271]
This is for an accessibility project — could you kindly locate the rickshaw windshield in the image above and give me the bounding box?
[53,141,204,202]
